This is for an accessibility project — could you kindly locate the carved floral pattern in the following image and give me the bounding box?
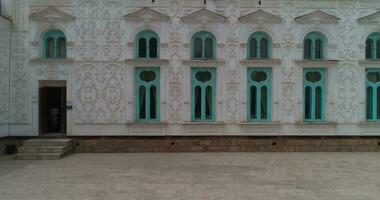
[75,63,125,123]
[0,27,10,123]
[77,1,100,60]
[281,0,296,122]
[101,1,124,60]
[225,0,240,123]
[168,0,184,123]
[10,32,29,124]
[336,63,359,122]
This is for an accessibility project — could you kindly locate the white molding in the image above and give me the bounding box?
[29,7,75,22]
[124,7,169,22]
[239,9,282,24]
[295,10,340,24]
[181,8,227,23]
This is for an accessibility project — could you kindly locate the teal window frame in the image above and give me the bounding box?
[41,30,67,59]
[247,67,272,121]
[135,31,160,59]
[365,33,380,60]
[247,32,272,59]
[365,68,380,120]
[191,67,216,121]
[303,68,326,121]
[303,32,327,60]
[191,31,216,59]
[135,67,160,122]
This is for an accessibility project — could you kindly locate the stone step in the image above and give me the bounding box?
[18,146,70,154]
[14,153,63,160]
[23,139,72,147]
[15,139,73,160]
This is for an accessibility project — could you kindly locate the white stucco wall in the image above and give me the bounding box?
[3,0,380,136]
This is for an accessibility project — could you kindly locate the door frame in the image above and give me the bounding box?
[38,80,67,135]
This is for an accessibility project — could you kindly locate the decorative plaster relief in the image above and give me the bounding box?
[336,63,359,123]
[77,1,100,60]
[10,32,29,124]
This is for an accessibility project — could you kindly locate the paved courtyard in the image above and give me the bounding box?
[0,153,379,200]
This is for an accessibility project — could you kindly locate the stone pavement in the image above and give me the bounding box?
[0,153,379,200]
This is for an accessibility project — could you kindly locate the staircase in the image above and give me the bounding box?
[14,139,73,160]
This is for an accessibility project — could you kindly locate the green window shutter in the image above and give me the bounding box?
[135,67,160,122]
[365,68,380,120]
[41,30,66,59]
[366,33,380,60]
[247,32,272,59]
[247,68,272,121]
[191,67,216,121]
[303,32,327,60]
[303,68,326,121]
[135,31,160,59]
[191,32,216,59]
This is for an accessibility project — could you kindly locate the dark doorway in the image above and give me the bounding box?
[39,82,66,134]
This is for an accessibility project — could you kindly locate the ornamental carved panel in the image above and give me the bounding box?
[10,32,29,124]
[280,0,296,122]
[76,1,100,60]
[75,63,125,123]
[336,63,359,123]
[338,3,358,61]
[168,0,184,123]
[225,0,240,123]
[0,28,10,123]
[101,1,124,61]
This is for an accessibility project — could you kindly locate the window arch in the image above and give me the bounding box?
[247,32,272,59]
[365,33,380,60]
[191,31,216,59]
[135,31,160,58]
[41,30,67,59]
[303,32,327,60]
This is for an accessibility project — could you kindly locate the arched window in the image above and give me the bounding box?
[135,31,160,58]
[303,68,326,121]
[366,33,380,59]
[303,32,327,60]
[191,68,216,121]
[366,68,380,120]
[191,32,216,59]
[135,67,160,121]
[248,32,272,59]
[41,30,67,59]
[247,68,272,121]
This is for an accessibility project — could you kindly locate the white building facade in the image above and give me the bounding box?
[1,0,380,137]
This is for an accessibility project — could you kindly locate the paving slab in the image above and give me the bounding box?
[0,153,379,200]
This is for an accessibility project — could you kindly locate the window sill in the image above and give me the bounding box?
[183,59,225,66]
[125,58,169,65]
[358,121,380,128]
[30,58,75,64]
[295,121,337,127]
[295,60,339,67]
[126,121,169,126]
[183,121,225,125]
[240,59,281,66]
[358,60,380,66]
